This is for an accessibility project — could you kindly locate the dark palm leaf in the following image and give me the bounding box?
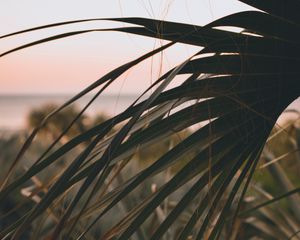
[1,0,300,239]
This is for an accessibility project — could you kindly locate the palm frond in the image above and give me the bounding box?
[1,0,300,239]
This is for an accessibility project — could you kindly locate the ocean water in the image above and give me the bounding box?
[1,94,300,133]
[0,94,138,132]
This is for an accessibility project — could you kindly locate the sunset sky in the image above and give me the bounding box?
[0,0,254,95]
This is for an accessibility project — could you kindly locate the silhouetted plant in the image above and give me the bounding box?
[1,1,300,239]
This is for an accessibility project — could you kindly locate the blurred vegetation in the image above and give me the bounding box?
[1,104,300,239]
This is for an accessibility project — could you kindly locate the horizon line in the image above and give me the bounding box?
[0,92,140,97]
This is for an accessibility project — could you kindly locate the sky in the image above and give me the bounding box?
[0,0,254,95]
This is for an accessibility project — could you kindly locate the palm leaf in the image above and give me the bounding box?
[1,0,300,239]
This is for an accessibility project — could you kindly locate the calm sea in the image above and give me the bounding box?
[0,94,138,132]
[1,94,300,133]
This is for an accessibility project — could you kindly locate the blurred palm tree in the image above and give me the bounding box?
[27,104,88,142]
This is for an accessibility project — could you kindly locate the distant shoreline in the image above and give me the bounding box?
[0,94,138,131]
[1,95,299,135]
[0,93,140,98]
